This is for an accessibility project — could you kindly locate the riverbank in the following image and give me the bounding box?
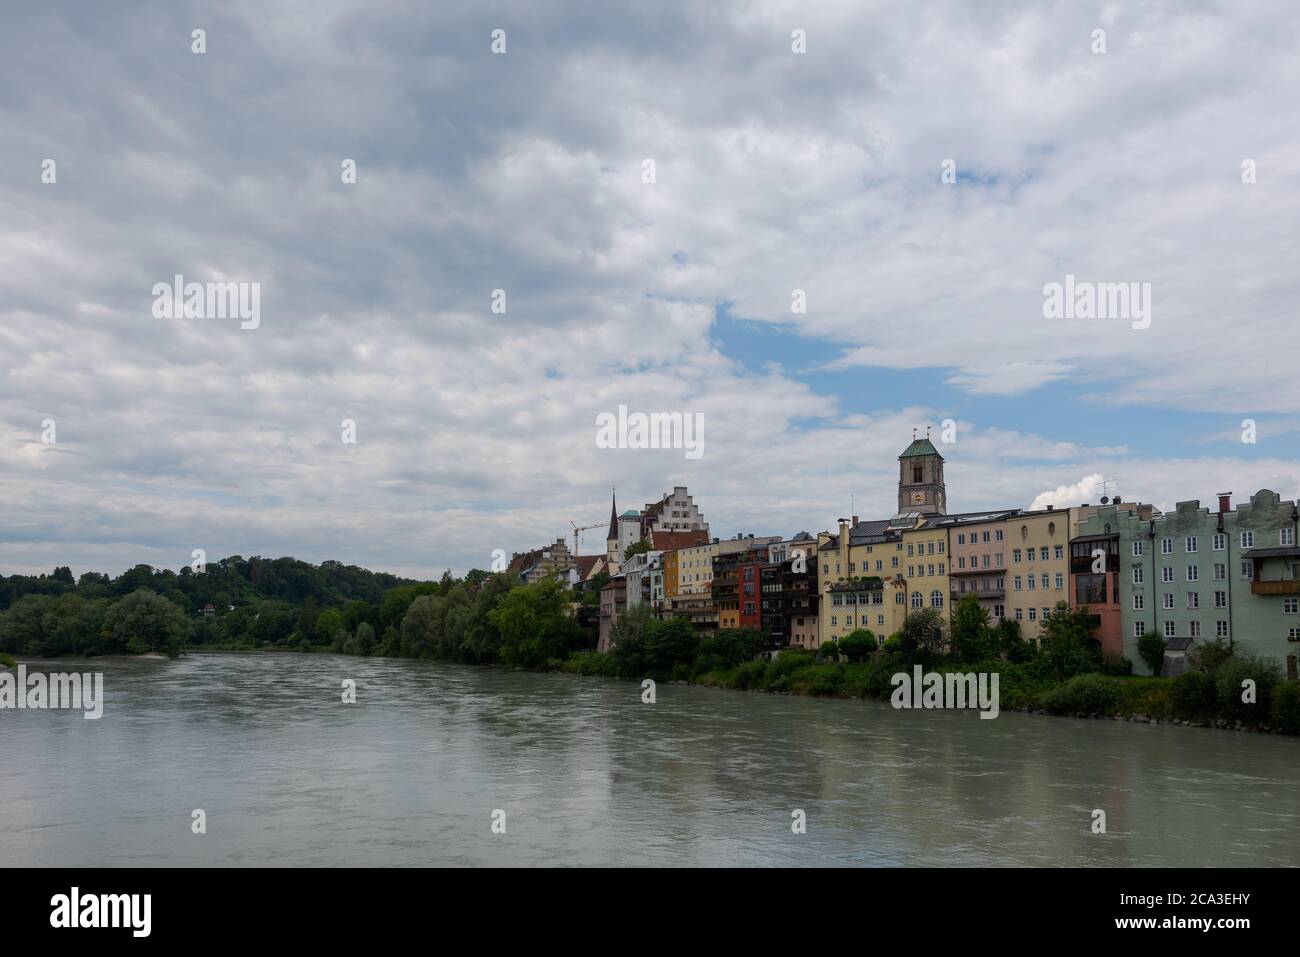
[561,648,1300,735]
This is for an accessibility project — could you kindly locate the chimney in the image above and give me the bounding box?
[1113,495,1122,505]
[1046,505,1054,512]
[1218,492,1232,514]
[851,515,859,525]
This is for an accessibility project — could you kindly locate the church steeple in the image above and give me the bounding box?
[898,428,946,515]
[605,488,619,545]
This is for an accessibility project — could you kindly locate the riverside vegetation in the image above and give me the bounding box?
[2,558,1297,734]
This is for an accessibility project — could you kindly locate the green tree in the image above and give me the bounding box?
[897,609,947,666]
[102,588,190,657]
[837,629,876,663]
[819,638,840,662]
[1137,633,1166,675]
[950,595,992,663]
[489,578,584,669]
[1038,602,1102,680]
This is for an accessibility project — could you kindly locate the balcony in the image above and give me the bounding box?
[951,587,1005,600]
[1252,579,1300,596]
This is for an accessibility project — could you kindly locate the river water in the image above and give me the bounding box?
[2,653,1298,866]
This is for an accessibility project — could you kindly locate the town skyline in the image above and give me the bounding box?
[4,3,1299,582]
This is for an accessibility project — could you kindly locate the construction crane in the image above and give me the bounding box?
[570,520,606,558]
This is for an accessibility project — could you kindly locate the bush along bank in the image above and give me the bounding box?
[561,599,1300,735]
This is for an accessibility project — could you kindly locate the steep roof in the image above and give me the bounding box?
[606,490,619,542]
[899,437,941,459]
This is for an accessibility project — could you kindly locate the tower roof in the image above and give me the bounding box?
[606,490,619,542]
[899,437,942,459]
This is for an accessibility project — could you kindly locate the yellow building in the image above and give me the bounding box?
[816,516,913,648]
[1005,508,1072,642]
[900,520,950,620]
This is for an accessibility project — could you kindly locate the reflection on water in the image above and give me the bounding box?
[2,653,1298,866]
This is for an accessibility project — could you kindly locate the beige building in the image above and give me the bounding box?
[1004,508,1073,641]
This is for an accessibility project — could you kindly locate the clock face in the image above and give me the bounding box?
[909,491,926,505]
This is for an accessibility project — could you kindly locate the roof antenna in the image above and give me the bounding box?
[912,427,918,440]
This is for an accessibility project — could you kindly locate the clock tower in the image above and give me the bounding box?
[898,428,947,515]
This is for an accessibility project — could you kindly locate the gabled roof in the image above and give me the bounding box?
[899,437,941,459]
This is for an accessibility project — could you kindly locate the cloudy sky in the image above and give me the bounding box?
[2,1,1298,580]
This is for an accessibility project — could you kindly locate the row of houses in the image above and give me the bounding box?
[512,433,1300,678]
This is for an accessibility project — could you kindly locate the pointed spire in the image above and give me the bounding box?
[606,487,619,542]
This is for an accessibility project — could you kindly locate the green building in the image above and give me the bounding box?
[1073,491,1299,675]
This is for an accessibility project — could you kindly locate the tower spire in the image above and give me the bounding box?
[606,487,619,543]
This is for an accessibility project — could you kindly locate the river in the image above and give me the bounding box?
[2,653,1298,866]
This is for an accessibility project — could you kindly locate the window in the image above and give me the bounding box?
[1132,541,1144,557]
[1163,593,1175,609]
[1217,621,1229,638]
[1186,537,1198,553]
[1027,576,1036,590]
[1214,563,1226,581]
[1214,591,1227,608]
[957,534,966,545]
[1040,547,1049,561]
[957,557,966,569]
[1012,549,1021,563]
[907,545,914,557]
[1212,533,1225,551]
[927,564,935,576]
[1241,561,1254,580]
[849,562,856,572]
[1133,566,1144,584]
[1027,549,1035,562]
[1162,567,1174,583]
[995,553,1003,566]
[1054,573,1064,589]
[938,564,945,575]
[1054,545,1064,560]
[1133,594,1144,610]
[996,529,1004,541]
[1014,576,1022,591]
[1134,621,1145,637]
[1042,608,1050,620]
[982,554,990,568]
[1187,566,1199,582]
[1076,574,1107,605]
[1240,531,1254,549]
[1290,628,1300,641]
[1285,598,1299,614]
[908,566,914,577]
[1028,608,1037,621]
[1283,528,1296,546]
[927,542,935,555]
[982,531,990,543]
[1189,621,1200,638]
[892,557,899,568]
[1014,608,1023,621]
[831,616,837,626]
[938,540,946,553]
[931,590,944,608]
[1164,621,1176,638]
[1161,538,1173,555]
[1187,592,1199,609]
[994,604,1004,618]
[1041,574,1050,589]
[911,592,922,609]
